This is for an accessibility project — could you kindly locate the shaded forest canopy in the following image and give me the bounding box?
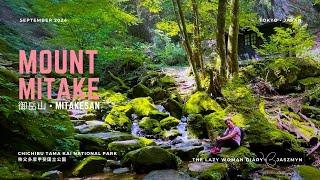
[0,0,320,179]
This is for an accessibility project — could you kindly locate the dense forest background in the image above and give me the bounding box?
[1,0,320,179]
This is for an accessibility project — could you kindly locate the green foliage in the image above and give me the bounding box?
[145,30,186,65]
[258,18,315,57]
[267,58,300,87]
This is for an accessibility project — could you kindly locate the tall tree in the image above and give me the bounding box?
[216,0,228,81]
[227,0,240,75]
[172,0,202,90]
[191,0,204,72]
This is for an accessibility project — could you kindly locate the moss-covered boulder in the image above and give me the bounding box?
[108,139,144,157]
[85,132,134,144]
[197,163,228,180]
[161,129,180,140]
[160,116,180,130]
[159,75,175,87]
[128,97,168,119]
[188,162,215,177]
[100,89,128,105]
[293,165,320,180]
[139,117,161,135]
[150,87,168,102]
[219,147,258,174]
[75,120,108,134]
[188,114,208,138]
[72,156,107,177]
[185,92,222,115]
[162,98,183,119]
[104,105,133,132]
[129,83,152,98]
[170,146,203,161]
[137,137,156,146]
[74,134,107,152]
[122,146,180,173]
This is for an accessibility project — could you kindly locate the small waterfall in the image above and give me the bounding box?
[176,116,188,142]
[131,121,142,136]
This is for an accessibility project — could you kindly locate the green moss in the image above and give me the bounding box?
[299,77,320,88]
[104,105,133,132]
[0,159,42,179]
[139,117,160,134]
[121,146,180,173]
[222,78,257,112]
[198,163,228,180]
[128,97,167,119]
[72,156,107,176]
[220,147,258,171]
[161,129,179,139]
[100,90,127,105]
[187,114,208,138]
[185,91,222,114]
[160,116,180,130]
[137,137,156,146]
[129,83,152,98]
[296,165,320,180]
[159,75,175,87]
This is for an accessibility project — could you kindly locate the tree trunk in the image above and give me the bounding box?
[216,0,227,81]
[227,0,240,75]
[191,0,204,72]
[174,0,202,90]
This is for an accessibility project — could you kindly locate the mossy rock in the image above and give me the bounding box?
[150,87,168,102]
[87,132,135,144]
[294,165,320,180]
[129,83,152,98]
[139,117,161,134]
[159,75,175,87]
[108,139,144,157]
[122,146,180,173]
[198,163,228,180]
[161,129,180,140]
[104,105,133,132]
[100,89,128,105]
[128,97,168,119]
[185,92,222,115]
[197,150,211,160]
[160,116,180,130]
[188,114,208,138]
[74,134,107,152]
[162,98,183,119]
[72,156,107,177]
[219,147,258,172]
[137,137,156,146]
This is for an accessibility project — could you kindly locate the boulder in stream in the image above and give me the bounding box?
[108,139,144,157]
[122,146,180,173]
[72,156,107,177]
[170,146,203,161]
[160,116,180,130]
